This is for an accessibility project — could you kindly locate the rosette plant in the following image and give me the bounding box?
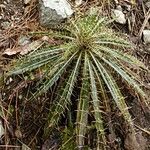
[7,15,149,149]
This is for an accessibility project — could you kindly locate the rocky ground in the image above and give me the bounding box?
[0,0,150,149]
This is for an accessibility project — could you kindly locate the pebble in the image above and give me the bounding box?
[0,120,4,138]
[1,21,10,29]
[39,0,73,27]
[18,35,31,46]
[75,0,83,7]
[112,9,126,24]
[24,0,31,5]
[145,2,150,8]
[6,77,13,85]
[88,7,100,15]
[143,30,150,44]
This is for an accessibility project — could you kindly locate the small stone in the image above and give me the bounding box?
[75,0,83,7]
[0,120,4,138]
[116,5,122,11]
[39,0,73,27]
[88,7,100,16]
[126,4,131,11]
[15,129,22,138]
[145,2,150,8]
[19,95,23,100]
[24,0,31,5]
[1,21,10,29]
[3,1,7,5]
[18,35,31,46]
[143,30,150,44]
[112,9,126,24]
[6,77,13,85]
[9,77,13,83]
[0,4,6,8]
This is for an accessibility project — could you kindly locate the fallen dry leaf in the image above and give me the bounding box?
[3,36,62,56]
[3,40,44,56]
[20,40,44,55]
[3,48,20,56]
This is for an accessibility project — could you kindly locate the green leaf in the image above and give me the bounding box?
[93,45,145,68]
[32,51,78,98]
[76,52,89,148]
[101,58,148,106]
[47,52,82,128]
[94,36,131,47]
[88,56,106,149]
[60,126,76,150]
[8,47,64,75]
[91,52,133,124]
[10,55,61,75]
[43,54,81,139]
[92,65,110,112]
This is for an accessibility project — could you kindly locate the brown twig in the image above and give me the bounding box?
[134,124,150,135]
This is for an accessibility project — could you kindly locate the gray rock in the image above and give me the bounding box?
[1,21,10,29]
[0,119,4,138]
[18,35,31,46]
[116,5,122,11]
[39,0,73,27]
[75,0,83,7]
[145,2,150,8]
[112,9,126,24]
[143,30,150,44]
[88,6,100,16]
[6,77,13,85]
[24,0,31,4]
[147,46,150,52]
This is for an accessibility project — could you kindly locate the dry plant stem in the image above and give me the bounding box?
[28,127,41,146]
[0,145,21,148]
[134,124,150,135]
[138,8,150,38]
[15,94,19,129]
[8,81,31,100]
[142,2,146,16]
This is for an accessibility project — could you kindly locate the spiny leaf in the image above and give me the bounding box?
[8,47,64,75]
[88,56,106,149]
[46,52,82,129]
[27,47,64,59]
[9,54,61,75]
[32,51,78,98]
[91,53,132,124]
[76,52,89,148]
[94,37,131,47]
[101,58,149,107]
[60,126,76,150]
[92,65,110,112]
[93,45,145,68]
